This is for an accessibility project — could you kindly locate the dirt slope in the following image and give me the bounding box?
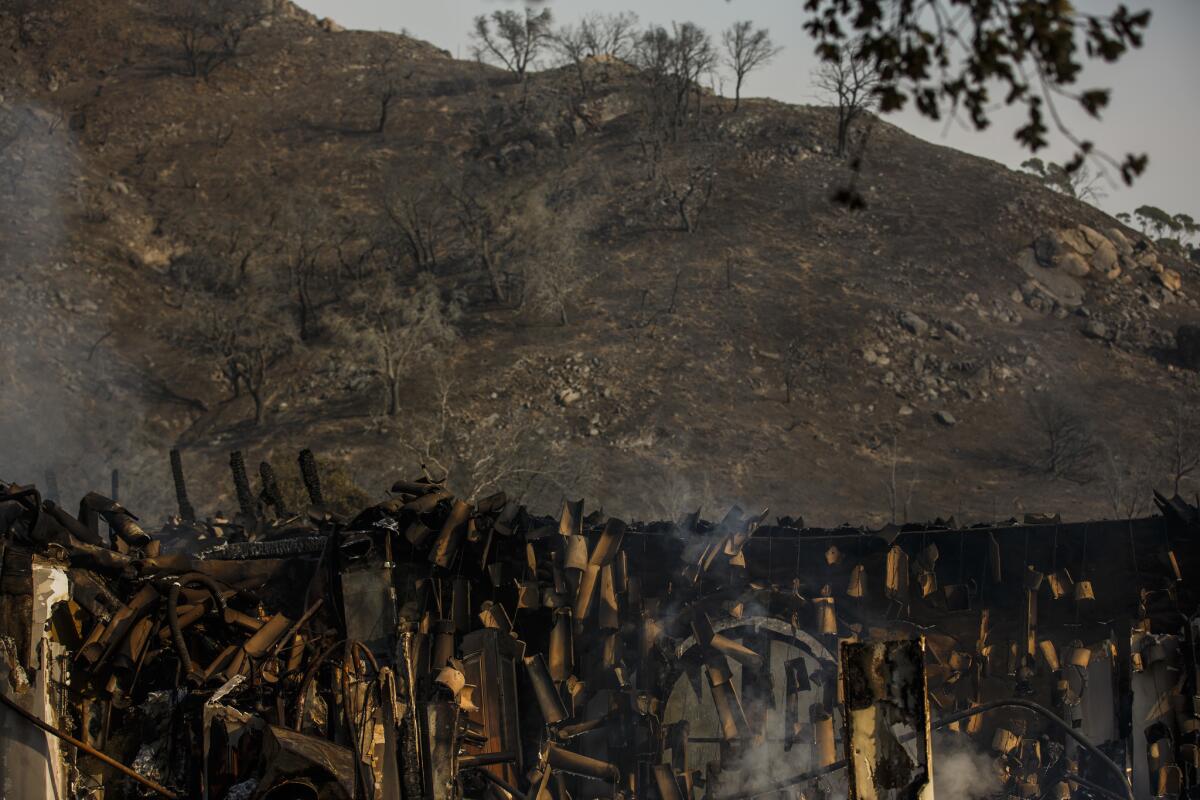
[2,0,1197,526]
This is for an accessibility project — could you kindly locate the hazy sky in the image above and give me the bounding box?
[297,0,1199,223]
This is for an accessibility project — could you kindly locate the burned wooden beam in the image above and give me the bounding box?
[841,638,934,800]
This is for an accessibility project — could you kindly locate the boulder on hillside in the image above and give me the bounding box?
[1033,232,1063,267]
[1082,320,1109,340]
[1016,249,1085,307]
[1060,227,1094,255]
[1179,324,1200,370]
[1058,252,1091,278]
[899,311,929,336]
[1077,224,1109,251]
[1090,239,1119,275]
[1033,227,1104,269]
[1105,227,1133,256]
[1159,269,1183,293]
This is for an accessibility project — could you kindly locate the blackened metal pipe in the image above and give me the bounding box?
[298,448,323,506]
[170,449,196,522]
[459,751,518,768]
[165,572,228,685]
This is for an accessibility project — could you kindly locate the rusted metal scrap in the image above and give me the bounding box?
[1,454,1197,800]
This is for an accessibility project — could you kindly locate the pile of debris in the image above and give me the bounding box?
[1,449,1198,800]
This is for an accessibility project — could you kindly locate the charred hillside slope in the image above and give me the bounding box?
[1,0,1198,525]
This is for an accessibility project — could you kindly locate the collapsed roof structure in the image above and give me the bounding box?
[1,449,1197,800]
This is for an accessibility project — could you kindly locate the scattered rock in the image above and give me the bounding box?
[898,405,914,417]
[899,311,929,336]
[556,388,582,406]
[1159,269,1183,293]
[944,320,969,340]
[934,410,956,426]
[1081,320,1109,340]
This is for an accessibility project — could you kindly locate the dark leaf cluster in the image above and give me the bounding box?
[802,0,1151,184]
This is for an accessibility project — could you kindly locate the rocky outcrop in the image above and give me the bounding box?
[1021,224,1187,299]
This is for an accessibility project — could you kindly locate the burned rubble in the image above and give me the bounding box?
[2,449,1198,800]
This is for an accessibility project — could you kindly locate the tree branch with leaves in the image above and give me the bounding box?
[802,0,1152,184]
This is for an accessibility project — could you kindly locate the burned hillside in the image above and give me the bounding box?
[1,0,1199,526]
[2,449,1199,799]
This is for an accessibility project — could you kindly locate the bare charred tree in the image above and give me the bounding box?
[1020,158,1107,205]
[179,302,243,400]
[552,12,639,95]
[331,224,379,287]
[578,11,640,61]
[213,215,267,288]
[813,43,880,157]
[336,274,459,416]
[1027,394,1097,480]
[447,174,511,304]
[369,43,412,133]
[381,176,443,272]
[277,206,340,342]
[174,293,294,425]
[660,154,716,233]
[782,338,806,405]
[721,21,780,112]
[162,0,268,80]
[633,120,666,182]
[1161,401,1200,495]
[471,8,554,82]
[515,192,592,326]
[3,0,58,48]
[633,22,717,141]
[403,373,559,502]
[165,187,275,294]
[1101,445,1150,519]
[883,432,918,524]
[233,314,294,426]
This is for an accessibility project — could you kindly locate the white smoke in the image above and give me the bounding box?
[932,731,1000,800]
[0,99,165,514]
